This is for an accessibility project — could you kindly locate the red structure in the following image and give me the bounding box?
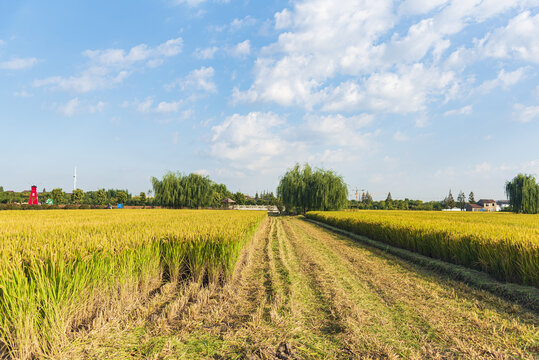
[28,185,39,205]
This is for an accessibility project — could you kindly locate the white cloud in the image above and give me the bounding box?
[513,104,539,123]
[472,162,492,174]
[56,98,106,117]
[230,16,257,31]
[275,9,293,29]
[443,104,472,116]
[89,101,106,113]
[318,149,348,163]
[82,37,182,68]
[434,166,456,178]
[305,113,374,148]
[136,98,154,113]
[209,112,379,173]
[398,0,449,15]
[0,57,38,70]
[235,0,396,108]
[235,0,537,115]
[172,0,207,7]
[194,46,219,59]
[34,37,182,93]
[155,100,183,114]
[194,169,209,176]
[133,97,184,114]
[321,64,456,113]
[519,159,539,175]
[234,0,465,112]
[210,112,305,172]
[178,66,217,93]
[13,90,32,97]
[477,67,528,93]
[480,11,539,63]
[58,98,80,117]
[230,40,251,57]
[393,130,409,141]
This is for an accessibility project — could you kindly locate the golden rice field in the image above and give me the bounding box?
[306,210,539,287]
[0,209,266,359]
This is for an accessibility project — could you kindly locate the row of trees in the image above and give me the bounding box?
[0,187,149,206]
[277,164,348,214]
[3,171,537,214]
[351,196,445,211]
[442,190,477,210]
[151,172,232,208]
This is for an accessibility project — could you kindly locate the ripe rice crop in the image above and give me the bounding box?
[0,209,266,359]
[306,211,539,287]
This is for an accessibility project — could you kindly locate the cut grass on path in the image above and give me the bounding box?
[64,217,539,359]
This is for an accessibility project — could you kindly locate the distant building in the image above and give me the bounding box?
[221,198,236,209]
[496,200,510,211]
[465,204,483,212]
[442,207,463,211]
[476,199,497,212]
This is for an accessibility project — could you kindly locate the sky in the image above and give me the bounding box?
[0,0,538,201]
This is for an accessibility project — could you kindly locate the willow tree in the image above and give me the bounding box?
[505,173,539,214]
[152,172,219,208]
[277,163,348,214]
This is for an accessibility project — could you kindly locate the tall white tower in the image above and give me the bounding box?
[73,167,77,191]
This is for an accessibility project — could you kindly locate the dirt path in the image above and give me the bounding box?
[68,217,539,359]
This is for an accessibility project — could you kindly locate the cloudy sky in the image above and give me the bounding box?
[1,0,538,200]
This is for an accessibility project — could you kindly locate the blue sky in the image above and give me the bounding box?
[1,0,538,200]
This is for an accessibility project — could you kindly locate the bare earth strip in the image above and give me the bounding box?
[66,217,539,359]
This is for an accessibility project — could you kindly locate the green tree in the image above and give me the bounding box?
[151,172,216,208]
[71,189,84,204]
[385,192,393,209]
[468,191,475,204]
[445,190,456,209]
[139,192,147,205]
[505,173,539,214]
[51,188,64,205]
[96,189,107,205]
[117,191,128,205]
[277,163,348,214]
[457,191,466,210]
[365,192,373,204]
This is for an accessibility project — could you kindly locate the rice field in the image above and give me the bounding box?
[1,209,538,359]
[306,210,539,287]
[64,217,539,359]
[0,209,266,359]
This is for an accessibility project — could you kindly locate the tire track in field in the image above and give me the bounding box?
[289,217,539,359]
[160,216,356,359]
[281,217,397,358]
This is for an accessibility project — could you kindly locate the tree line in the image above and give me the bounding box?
[150,172,283,209]
[2,170,537,214]
[0,187,149,206]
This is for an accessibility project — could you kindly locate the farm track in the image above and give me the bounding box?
[66,217,539,359]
